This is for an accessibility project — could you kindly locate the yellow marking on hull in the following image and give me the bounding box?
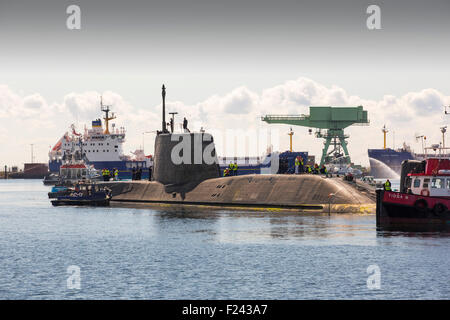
[112,201,375,214]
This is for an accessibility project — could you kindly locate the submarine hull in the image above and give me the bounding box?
[99,174,375,213]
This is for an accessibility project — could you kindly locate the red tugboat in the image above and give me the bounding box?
[376,146,450,226]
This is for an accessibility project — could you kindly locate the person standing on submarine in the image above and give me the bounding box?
[137,167,142,180]
[299,156,304,174]
[183,117,190,133]
[169,117,174,133]
[228,162,233,175]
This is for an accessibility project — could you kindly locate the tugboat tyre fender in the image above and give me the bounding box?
[433,203,447,217]
[420,189,430,197]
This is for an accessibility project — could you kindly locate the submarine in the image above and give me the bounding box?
[99,85,375,214]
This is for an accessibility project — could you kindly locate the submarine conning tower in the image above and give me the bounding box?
[153,132,220,188]
[153,84,219,190]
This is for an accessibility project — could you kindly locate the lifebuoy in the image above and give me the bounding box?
[420,189,430,197]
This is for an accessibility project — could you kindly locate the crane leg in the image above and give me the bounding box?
[320,136,332,166]
[339,136,351,164]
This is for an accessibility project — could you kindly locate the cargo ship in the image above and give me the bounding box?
[368,125,449,178]
[48,99,153,180]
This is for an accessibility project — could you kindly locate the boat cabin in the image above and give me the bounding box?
[60,164,88,180]
[408,156,450,198]
[73,183,104,195]
[409,173,450,197]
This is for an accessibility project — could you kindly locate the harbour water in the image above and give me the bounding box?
[0,180,448,299]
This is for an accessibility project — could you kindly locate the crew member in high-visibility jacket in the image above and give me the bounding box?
[102,168,109,181]
[233,162,238,176]
[228,163,233,176]
[299,157,304,174]
[114,168,119,181]
[384,179,391,191]
[313,163,320,174]
[295,157,300,174]
[223,168,230,177]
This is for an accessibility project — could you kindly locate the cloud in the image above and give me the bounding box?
[0,85,23,118]
[222,87,258,114]
[62,91,135,122]
[404,88,446,113]
[0,77,449,167]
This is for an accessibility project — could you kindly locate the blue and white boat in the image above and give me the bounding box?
[48,100,152,180]
[50,183,112,207]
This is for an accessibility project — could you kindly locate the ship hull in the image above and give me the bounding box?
[376,190,450,225]
[51,199,110,206]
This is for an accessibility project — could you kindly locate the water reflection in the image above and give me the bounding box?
[377,225,450,238]
[114,201,378,244]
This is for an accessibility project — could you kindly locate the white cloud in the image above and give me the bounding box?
[0,77,449,167]
[222,87,258,114]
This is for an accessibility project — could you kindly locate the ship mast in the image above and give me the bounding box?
[441,126,447,149]
[416,135,426,155]
[288,128,294,152]
[162,85,167,133]
[100,96,116,135]
[382,125,388,149]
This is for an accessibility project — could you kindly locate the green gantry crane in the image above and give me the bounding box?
[261,106,369,166]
